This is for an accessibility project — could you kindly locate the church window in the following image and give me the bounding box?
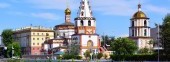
[88,20,91,26]
[82,1,84,5]
[63,33,65,36]
[81,20,84,26]
[144,20,147,26]
[89,6,91,9]
[144,29,147,36]
[135,29,137,36]
[132,21,134,27]
[90,12,93,16]
[82,6,84,10]
[132,29,134,36]
[81,11,84,16]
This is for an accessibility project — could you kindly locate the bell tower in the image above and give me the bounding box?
[129,3,153,49]
[75,0,96,34]
[72,0,100,57]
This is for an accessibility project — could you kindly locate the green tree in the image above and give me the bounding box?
[1,29,13,46]
[70,43,80,55]
[148,40,154,54]
[7,42,21,57]
[160,14,170,55]
[84,50,91,59]
[111,37,138,55]
[97,53,103,59]
[138,47,149,54]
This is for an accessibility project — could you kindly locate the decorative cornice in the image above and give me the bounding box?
[129,26,150,28]
[72,34,99,36]
[130,17,150,20]
[13,29,54,34]
[128,36,152,39]
[74,17,96,20]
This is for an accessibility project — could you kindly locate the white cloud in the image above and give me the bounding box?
[145,5,170,15]
[25,0,79,10]
[23,0,170,16]
[31,13,60,20]
[0,3,10,8]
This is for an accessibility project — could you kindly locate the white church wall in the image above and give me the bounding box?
[81,35,98,47]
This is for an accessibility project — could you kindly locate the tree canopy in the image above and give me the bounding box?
[1,29,21,58]
[1,29,14,46]
[160,14,170,55]
[111,37,138,55]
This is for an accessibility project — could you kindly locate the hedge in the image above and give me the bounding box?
[110,54,170,61]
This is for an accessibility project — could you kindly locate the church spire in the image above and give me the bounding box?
[65,0,71,23]
[77,0,93,17]
[138,3,141,11]
[138,0,141,11]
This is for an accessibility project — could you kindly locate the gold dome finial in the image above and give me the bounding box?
[65,8,71,15]
[132,2,148,19]
[65,0,71,15]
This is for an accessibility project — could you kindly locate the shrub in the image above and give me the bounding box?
[97,53,103,59]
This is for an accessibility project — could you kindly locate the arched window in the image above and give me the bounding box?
[132,21,134,27]
[82,6,84,10]
[75,21,77,26]
[132,29,134,36]
[82,1,84,5]
[90,12,93,16]
[80,20,84,26]
[88,20,91,26]
[81,11,84,16]
[144,29,147,36]
[144,20,147,26]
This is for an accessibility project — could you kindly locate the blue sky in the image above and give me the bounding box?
[0,0,170,37]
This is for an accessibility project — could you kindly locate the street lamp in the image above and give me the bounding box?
[90,53,92,61]
[4,47,7,58]
[157,24,160,62]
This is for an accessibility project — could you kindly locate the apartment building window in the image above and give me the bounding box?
[42,38,44,40]
[37,43,39,45]
[37,38,39,40]
[33,38,35,40]
[33,43,35,45]
[42,33,43,35]
[33,33,35,35]
[37,33,39,35]
[46,33,49,36]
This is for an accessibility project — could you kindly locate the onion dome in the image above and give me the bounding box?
[65,8,71,15]
[132,4,148,19]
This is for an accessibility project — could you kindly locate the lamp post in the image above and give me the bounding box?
[157,24,160,62]
[90,53,92,61]
[4,47,7,58]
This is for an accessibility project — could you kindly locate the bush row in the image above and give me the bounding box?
[62,54,82,59]
[110,54,170,61]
